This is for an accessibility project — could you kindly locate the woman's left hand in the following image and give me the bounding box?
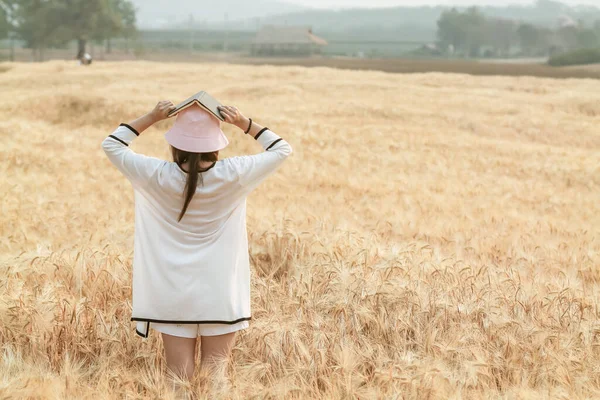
[150,100,176,122]
[218,105,250,131]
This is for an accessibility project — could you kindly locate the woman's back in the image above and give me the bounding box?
[101,121,292,337]
[143,160,247,237]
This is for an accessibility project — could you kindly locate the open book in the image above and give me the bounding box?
[168,91,225,122]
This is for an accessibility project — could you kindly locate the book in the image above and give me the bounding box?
[168,91,225,121]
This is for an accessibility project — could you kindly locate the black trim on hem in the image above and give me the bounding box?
[135,321,150,338]
[266,138,283,151]
[119,123,140,136]
[254,127,269,140]
[131,316,252,325]
[108,135,129,147]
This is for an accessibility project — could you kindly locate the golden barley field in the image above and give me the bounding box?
[1,60,600,399]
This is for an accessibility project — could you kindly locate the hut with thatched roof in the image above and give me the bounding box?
[251,25,328,56]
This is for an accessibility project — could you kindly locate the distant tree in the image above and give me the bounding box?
[91,0,137,54]
[117,0,137,53]
[486,18,516,57]
[7,0,137,61]
[11,0,67,61]
[463,7,487,57]
[91,0,122,54]
[517,23,553,56]
[0,2,9,40]
[517,24,537,55]
[576,28,599,49]
[557,26,579,50]
[437,7,486,57]
[53,0,108,58]
[0,0,19,38]
[0,1,19,61]
[437,8,466,55]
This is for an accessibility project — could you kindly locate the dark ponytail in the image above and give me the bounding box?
[180,152,201,222]
[171,146,218,222]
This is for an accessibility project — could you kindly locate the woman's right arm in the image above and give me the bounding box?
[219,106,293,189]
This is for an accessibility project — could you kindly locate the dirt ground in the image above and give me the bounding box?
[2,47,600,79]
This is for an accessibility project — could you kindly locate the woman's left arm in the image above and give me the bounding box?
[127,101,175,135]
[101,101,175,188]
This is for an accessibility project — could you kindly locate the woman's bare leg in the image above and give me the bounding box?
[199,332,236,390]
[161,333,197,381]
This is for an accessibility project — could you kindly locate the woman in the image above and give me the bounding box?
[101,100,292,384]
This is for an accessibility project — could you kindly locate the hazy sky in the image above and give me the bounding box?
[283,0,599,8]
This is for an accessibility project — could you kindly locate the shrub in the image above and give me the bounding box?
[548,48,600,67]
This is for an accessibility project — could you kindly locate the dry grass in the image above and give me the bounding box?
[0,60,599,399]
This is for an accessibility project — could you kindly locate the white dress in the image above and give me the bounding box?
[102,124,292,338]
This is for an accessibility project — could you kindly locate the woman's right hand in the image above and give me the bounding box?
[218,105,250,131]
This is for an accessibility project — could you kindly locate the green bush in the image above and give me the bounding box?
[548,48,600,67]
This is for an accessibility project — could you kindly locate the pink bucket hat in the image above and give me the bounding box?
[165,104,229,153]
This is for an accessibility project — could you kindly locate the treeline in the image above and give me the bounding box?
[437,7,600,58]
[0,0,137,61]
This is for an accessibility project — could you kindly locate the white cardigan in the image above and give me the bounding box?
[102,124,292,338]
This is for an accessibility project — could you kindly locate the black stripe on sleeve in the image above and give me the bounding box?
[119,123,140,136]
[108,135,129,147]
[254,127,269,140]
[266,138,283,151]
